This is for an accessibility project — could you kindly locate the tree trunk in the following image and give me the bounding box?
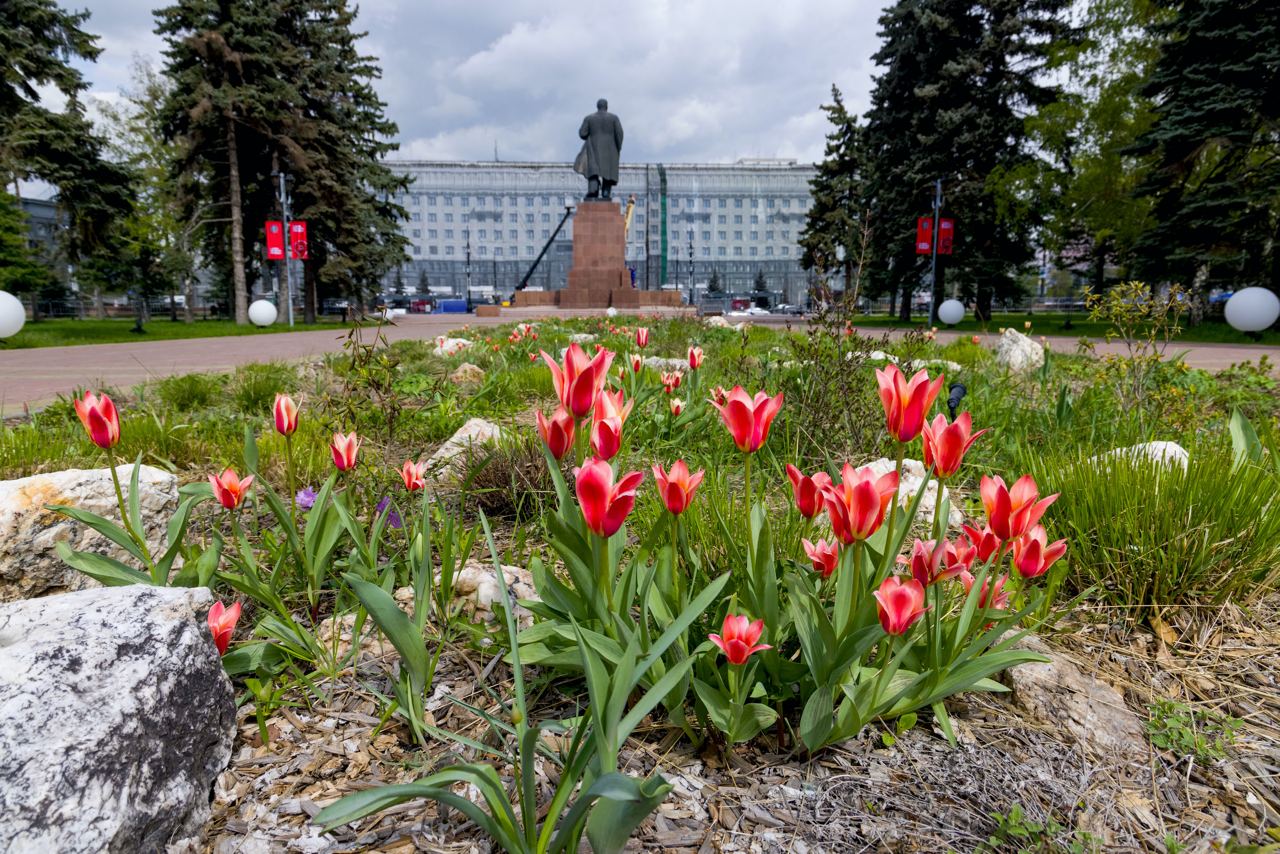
[897,269,911,322]
[887,284,896,317]
[975,283,993,322]
[226,114,249,325]
[93,285,105,319]
[183,273,195,323]
[1090,238,1107,294]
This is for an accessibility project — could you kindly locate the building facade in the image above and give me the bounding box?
[381,158,817,304]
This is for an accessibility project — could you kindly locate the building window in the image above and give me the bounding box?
[766,230,774,240]
[494,197,502,207]
[767,199,775,208]
[411,212,421,222]
[782,199,791,209]
[412,194,421,206]
[476,197,486,207]
[702,230,710,240]
[541,213,551,223]
[428,213,437,223]
[412,228,421,238]
[411,245,420,255]
[444,213,453,223]
[495,247,503,257]
[461,228,469,239]
[460,196,469,207]
[734,246,743,256]
[782,246,790,256]
[701,246,710,257]
[766,247,774,256]
[734,231,743,240]
[718,230,727,240]
[526,246,535,256]
[541,196,550,206]
[428,229,437,239]
[703,199,712,209]
[428,195,437,205]
[734,215,742,225]
[430,246,438,255]
[479,229,487,240]
[751,199,758,209]
[526,229,534,240]
[734,198,743,208]
[478,246,487,256]
[718,199,727,208]
[445,246,454,255]
[749,247,758,256]
[444,229,453,239]
[524,213,533,224]
[444,196,453,206]
[718,246,727,256]
[508,213,517,223]
[509,196,517,206]
[461,214,469,224]
[542,229,550,239]
[751,215,759,224]
[782,230,790,240]
[636,213,645,223]
[525,197,533,207]
[750,231,758,241]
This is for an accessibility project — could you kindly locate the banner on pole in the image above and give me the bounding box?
[915,217,933,255]
[938,218,955,255]
[265,221,285,260]
[289,221,308,260]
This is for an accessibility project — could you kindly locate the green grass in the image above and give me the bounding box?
[846,311,1280,345]
[0,317,352,349]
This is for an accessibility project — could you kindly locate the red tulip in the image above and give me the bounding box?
[652,460,705,515]
[709,614,771,665]
[802,538,839,579]
[401,460,427,492]
[971,335,981,345]
[921,412,987,479]
[593,388,633,427]
[669,397,685,417]
[661,370,683,394]
[1011,525,1068,579]
[875,364,945,443]
[710,386,784,453]
[785,464,832,519]
[961,523,1002,563]
[537,407,575,461]
[688,346,704,370]
[824,463,899,544]
[74,391,121,450]
[874,576,928,636]
[574,456,644,537]
[590,418,622,460]
[273,393,299,437]
[208,601,241,656]
[529,352,538,362]
[636,327,649,348]
[541,343,614,419]
[331,431,360,471]
[900,538,972,588]
[980,475,1058,542]
[959,570,1010,612]
[711,386,728,406]
[209,467,254,510]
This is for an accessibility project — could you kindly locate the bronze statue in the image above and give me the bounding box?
[575,98,623,200]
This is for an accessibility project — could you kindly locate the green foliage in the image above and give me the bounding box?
[978,804,1099,854]
[1146,698,1241,762]
[231,363,299,416]
[155,371,225,412]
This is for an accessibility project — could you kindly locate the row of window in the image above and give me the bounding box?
[407,244,791,258]
[668,197,803,211]
[399,193,807,212]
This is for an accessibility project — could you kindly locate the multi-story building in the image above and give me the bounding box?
[381,158,817,304]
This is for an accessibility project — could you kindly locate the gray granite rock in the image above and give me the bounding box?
[0,585,236,852]
[994,328,1045,373]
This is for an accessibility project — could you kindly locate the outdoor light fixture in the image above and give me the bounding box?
[1224,287,1280,334]
[0,291,25,338]
[947,382,967,420]
[248,299,278,327]
[937,299,964,326]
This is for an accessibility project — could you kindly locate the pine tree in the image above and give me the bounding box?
[799,86,868,299]
[1128,0,1280,315]
[0,192,55,297]
[753,269,768,293]
[864,0,1073,321]
[707,268,722,294]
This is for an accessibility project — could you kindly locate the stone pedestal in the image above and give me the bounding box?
[562,200,630,308]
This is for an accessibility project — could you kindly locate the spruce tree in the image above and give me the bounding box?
[1128,0,1280,314]
[0,192,55,298]
[799,86,868,301]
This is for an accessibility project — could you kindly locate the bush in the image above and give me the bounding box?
[155,372,225,412]
[231,363,299,416]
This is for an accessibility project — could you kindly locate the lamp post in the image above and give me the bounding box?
[273,170,295,327]
[465,237,472,304]
[687,230,694,306]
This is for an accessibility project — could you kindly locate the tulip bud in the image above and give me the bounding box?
[273,393,299,437]
[73,391,121,450]
[709,614,771,665]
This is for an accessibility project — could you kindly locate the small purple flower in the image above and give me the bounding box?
[295,486,318,511]
[375,496,403,529]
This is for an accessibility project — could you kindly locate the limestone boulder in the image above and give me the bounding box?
[1094,441,1189,471]
[642,355,687,372]
[0,465,178,602]
[994,328,1045,373]
[432,336,472,357]
[451,559,538,627]
[705,316,747,331]
[568,333,597,344]
[448,362,486,385]
[0,585,235,851]
[863,457,965,529]
[425,418,504,484]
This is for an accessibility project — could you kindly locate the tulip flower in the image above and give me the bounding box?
[711,386,728,407]
[669,397,685,417]
[629,352,643,373]
[636,327,649,348]
[593,388,633,427]
[710,386,784,454]
[688,345,704,370]
[574,456,644,538]
[875,364,945,443]
[961,524,1002,563]
[823,463,899,544]
[590,417,623,460]
[652,460,705,515]
[536,408,575,461]
[802,538,840,579]
[400,460,427,492]
[74,391,121,450]
[980,474,1058,542]
[960,570,1010,612]
[208,601,241,656]
[1011,525,1068,580]
[874,576,928,636]
[921,412,987,479]
[273,393,299,437]
[1024,321,1032,331]
[900,538,972,588]
[331,431,360,471]
[209,467,254,511]
[709,614,771,665]
[661,370,683,394]
[541,343,614,419]
[971,335,981,345]
[785,464,832,519]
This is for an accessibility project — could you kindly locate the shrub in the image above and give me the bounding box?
[155,372,225,412]
[232,363,299,415]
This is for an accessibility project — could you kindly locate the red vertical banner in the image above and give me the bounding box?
[915,217,933,254]
[937,218,955,255]
[265,221,285,260]
[289,221,308,260]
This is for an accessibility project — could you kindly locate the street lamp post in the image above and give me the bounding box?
[275,170,295,327]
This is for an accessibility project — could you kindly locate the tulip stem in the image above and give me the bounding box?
[744,452,754,573]
[285,434,298,533]
[871,635,896,713]
[933,473,946,541]
[671,514,683,608]
[595,533,616,634]
[106,449,153,573]
[882,444,906,578]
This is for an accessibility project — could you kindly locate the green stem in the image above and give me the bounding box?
[285,434,298,533]
[881,443,906,577]
[933,472,946,540]
[671,513,683,608]
[871,635,896,712]
[106,450,153,572]
[744,452,754,572]
[596,533,616,634]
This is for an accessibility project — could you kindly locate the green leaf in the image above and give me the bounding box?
[730,702,778,744]
[343,573,431,693]
[45,504,146,563]
[799,684,834,751]
[242,424,259,474]
[1229,408,1263,468]
[126,455,144,543]
[54,542,150,586]
[583,773,674,854]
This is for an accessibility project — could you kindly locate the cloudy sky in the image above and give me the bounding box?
[69,0,885,165]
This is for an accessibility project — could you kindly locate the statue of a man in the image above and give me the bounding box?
[576,98,623,200]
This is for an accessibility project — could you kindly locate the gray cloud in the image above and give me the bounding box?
[70,0,882,165]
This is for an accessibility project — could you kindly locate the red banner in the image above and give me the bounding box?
[937,218,955,255]
[915,217,933,255]
[289,221,308,260]
[265,221,285,260]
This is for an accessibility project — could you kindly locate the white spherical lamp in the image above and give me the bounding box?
[1224,287,1280,333]
[0,291,25,338]
[937,299,965,326]
[248,299,278,327]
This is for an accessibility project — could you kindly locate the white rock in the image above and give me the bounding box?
[0,585,235,851]
[994,328,1044,373]
[0,465,178,602]
[605,307,618,318]
[1093,441,1189,471]
[642,356,687,372]
[425,418,504,483]
[863,457,965,528]
[432,336,472,357]
[451,560,538,627]
[448,362,486,385]
[845,350,898,363]
[909,358,963,373]
[705,316,746,331]
[568,333,597,344]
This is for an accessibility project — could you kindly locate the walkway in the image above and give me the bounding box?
[0,311,1274,416]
